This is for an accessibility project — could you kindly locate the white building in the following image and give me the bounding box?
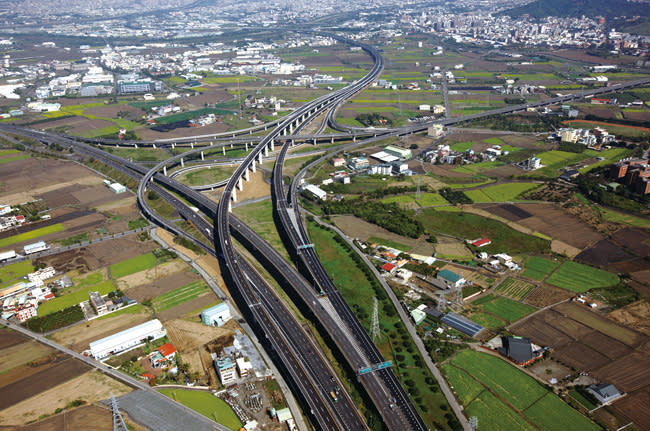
[214,357,237,386]
[27,267,55,283]
[303,184,327,201]
[89,319,166,359]
[236,357,253,378]
[109,183,127,194]
[201,303,231,327]
[24,241,48,255]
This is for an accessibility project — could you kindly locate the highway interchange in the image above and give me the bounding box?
[2,32,650,431]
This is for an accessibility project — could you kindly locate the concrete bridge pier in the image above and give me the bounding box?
[251,160,256,173]
[232,189,237,202]
[163,166,167,176]
[223,146,226,155]
[134,144,138,149]
[270,139,275,151]
[237,177,243,191]
[244,169,250,181]
[264,146,269,157]
[180,158,184,168]
[245,142,249,151]
[258,153,263,164]
[201,151,204,161]
[228,201,232,212]
[152,143,156,149]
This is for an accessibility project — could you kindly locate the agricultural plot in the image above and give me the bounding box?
[495,278,536,300]
[0,223,65,248]
[446,350,599,431]
[110,252,158,279]
[474,294,536,323]
[528,150,589,177]
[521,256,560,281]
[37,280,116,315]
[546,261,619,293]
[449,142,475,152]
[463,183,540,203]
[381,192,448,208]
[0,260,34,288]
[152,280,209,312]
[158,389,242,430]
[469,312,506,330]
[523,393,600,431]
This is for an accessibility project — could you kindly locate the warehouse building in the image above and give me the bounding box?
[201,303,232,327]
[89,319,166,359]
[384,145,412,160]
[24,241,48,255]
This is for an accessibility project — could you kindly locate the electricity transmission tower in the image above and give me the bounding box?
[111,394,128,431]
[470,416,478,431]
[371,297,380,340]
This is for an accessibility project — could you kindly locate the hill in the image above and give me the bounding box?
[500,0,650,20]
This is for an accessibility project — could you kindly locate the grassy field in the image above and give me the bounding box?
[202,75,258,84]
[569,390,598,410]
[473,294,536,323]
[579,148,633,174]
[598,207,649,228]
[110,252,158,279]
[521,256,560,281]
[0,153,30,165]
[464,183,540,203]
[0,260,34,289]
[527,150,589,177]
[452,161,503,176]
[367,236,410,251]
[158,389,242,430]
[417,209,550,255]
[38,280,115,315]
[546,261,619,293]
[469,311,506,330]
[523,393,600,431]
[177,166,237,186]
[381,192,448,207]
[233,200,290,262]
[445,350,599,431]
[0,223,65,248]
[449,142,475,152]
[152,280,208,312]
[494,278,536,300]
[107,147,171,162]
[307,220,456,429]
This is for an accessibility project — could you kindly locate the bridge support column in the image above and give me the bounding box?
[230,143,233,148]
[291,139,294,147]
[232,133,235,138]
[270,139,274,151]
[264,146,269,157]
[134,144,138,149]
[244,169,250,181]
[201,151,204,161]
[191,142,194,149]
[264,125,267,131]
[116,144,119,148]
[245,142,249,151]
[163,166,167,176]
[172,143,175,149]
[331,137,334,144]
[353,136,356,142]
[251,160,256,173]
[222,146,226,155]
[228,201,232,212]
[180,158,184,168]
[232,190,237,202]
[313,138,317,145]
[249,129,252,134]
[153,143,156,149]
[238,177,243,191]
[258,153,263,163]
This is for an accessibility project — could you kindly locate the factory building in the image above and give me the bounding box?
[201,303,232,327]
[24,241,48,255]
[214,357,237,386]
[89,319,166,360]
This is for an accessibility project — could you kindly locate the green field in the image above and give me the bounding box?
[367,236,410,251]
[152,281,208,312]
[233,200,290,262]
[0,149,19,156]
[449,142,475,152]
[451,350,547,410]
[546,261,619,293]
[528,150,590,177]
[158,389,242,430]
[598,208,649,228]
[0,260,34,289]
[569,390,598,410]
[464,183,540,203]
[381,192,448,207]
[495,278,537,300]
[522,256,560,281]
[109,253,158,279]
[202,75,258,84]
[483,137,504,146]
[469,311,506,330]
[38,280,115,315]
[523,393,600,431]
[466,391,537,431]
[579,148,633,174]
[177,166,237,186]
[0,223,65,248]
[444,350,598,430]
[474,294,536,323]
[0,153,30,165]
[417,209,550,255]
[452,161,503,176]
[441,364,484,405]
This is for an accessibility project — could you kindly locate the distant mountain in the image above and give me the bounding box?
[500,0,650,19]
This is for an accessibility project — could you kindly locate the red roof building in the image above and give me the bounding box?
[471,238,491,248]
[157,343,177,360]
[382,263,397,273]
[43,293,55,301]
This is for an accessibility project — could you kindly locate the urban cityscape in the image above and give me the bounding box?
[0,0,649,430]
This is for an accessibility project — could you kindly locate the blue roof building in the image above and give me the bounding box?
[201,303,231,327]
[436,269,466,288]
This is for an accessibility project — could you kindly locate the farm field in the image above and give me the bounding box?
[37,280,116,315]
[158,389,242,430]
[109,252,158,279]
[472,294,536,323]
[0,260,34,289]
[494,277,537,300]
[521,256,560,281]
[152,280,209,312]
[469,311,506,330]
[444,350,599,431]
[463,183,540,203]
[0,223,65,248]
[381,192,448,208]
[546,261,619,293]
[417,209,550,255]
